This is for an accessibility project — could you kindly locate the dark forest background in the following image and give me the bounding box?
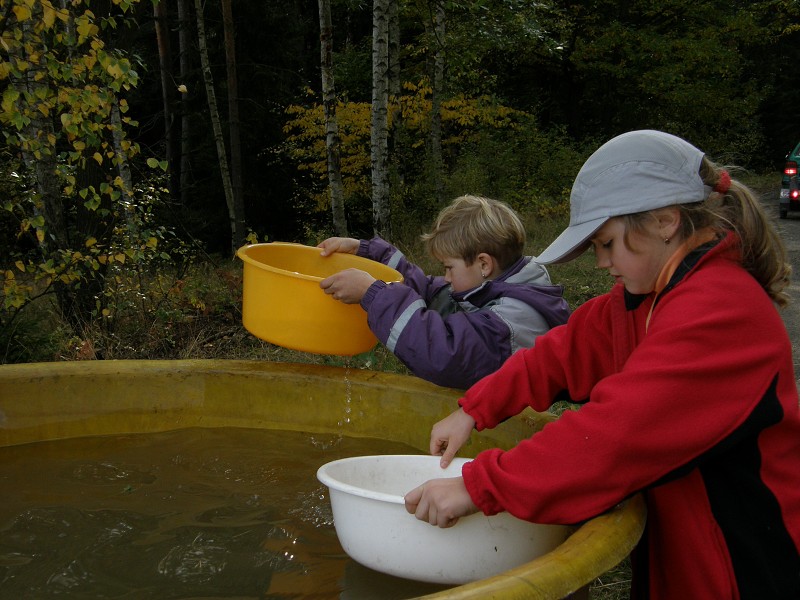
[2,0,799,364]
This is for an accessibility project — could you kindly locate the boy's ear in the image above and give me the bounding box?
[476,252,497,278]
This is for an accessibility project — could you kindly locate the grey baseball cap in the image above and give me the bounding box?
[537,130,707,265]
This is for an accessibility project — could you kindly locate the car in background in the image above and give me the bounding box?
[780,141,800,219]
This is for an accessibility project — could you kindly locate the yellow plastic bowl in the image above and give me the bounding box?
[237,242,403,356]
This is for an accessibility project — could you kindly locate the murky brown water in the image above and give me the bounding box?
[0,428,452,599]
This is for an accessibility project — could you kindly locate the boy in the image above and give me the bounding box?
[318,195,570,389]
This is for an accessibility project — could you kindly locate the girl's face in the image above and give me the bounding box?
[590,216,678,295]
[441,256,485,293]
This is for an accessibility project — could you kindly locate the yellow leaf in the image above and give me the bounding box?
[114,253,126,264]
[106,63,123,78]
[15,261,25,272]
[93,152,102,165]
[36,229,44,243]
[42,4,57,28]
[76,17,98,39]
[12,5,31,21]
[146,237,158,249]
[85,237,97,247]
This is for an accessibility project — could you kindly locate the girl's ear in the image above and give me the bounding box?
[656,206,681,241]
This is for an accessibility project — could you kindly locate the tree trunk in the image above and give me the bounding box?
[153,0,180,197]
[388,0,404,186]
[110,101,137,234]
[428,0,445,202]
[176,0,192,206]
[319,0,348,236]
[221,0,246,250]
[371,0,391,238]
[388,0,400,101]
[193,0,241,255]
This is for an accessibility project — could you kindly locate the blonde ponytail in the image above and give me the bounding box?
[681,158,792,307]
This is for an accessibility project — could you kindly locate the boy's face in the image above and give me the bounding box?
[441,256,485,293]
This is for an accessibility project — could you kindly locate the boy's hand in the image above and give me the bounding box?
[319,269,376,304]
[318,237,359,256]
[430,408,476,468]
[404,477,479,528]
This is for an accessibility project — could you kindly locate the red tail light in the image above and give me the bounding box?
[786,161,798,177]
[792,189,800,201]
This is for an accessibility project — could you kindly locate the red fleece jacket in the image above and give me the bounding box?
[459,234,800,599]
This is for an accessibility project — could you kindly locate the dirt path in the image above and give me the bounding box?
[767,189,800,386]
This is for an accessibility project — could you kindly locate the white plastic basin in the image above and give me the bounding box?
[316,454,568,585]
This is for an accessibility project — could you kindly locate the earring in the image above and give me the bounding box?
[664,237,671,245]
[482,272,488,278]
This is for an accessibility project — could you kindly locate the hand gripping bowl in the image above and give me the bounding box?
[316,455,569,585]
[237,242,403,356]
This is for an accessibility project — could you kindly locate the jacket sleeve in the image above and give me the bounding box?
[361,280,522,389]
[357,238,442,300]
[460,261,794,525]
[459,290,619,424]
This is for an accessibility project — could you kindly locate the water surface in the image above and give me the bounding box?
[0,427,452,599]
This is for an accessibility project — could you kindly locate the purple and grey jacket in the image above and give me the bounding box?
[357,237,571,389]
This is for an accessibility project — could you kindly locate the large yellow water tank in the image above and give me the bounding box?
[0,360,645,599]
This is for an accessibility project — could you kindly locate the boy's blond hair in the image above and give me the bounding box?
[421,195,525,270]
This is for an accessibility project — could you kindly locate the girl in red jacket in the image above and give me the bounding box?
[404,130,800,599]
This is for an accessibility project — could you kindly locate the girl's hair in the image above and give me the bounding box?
[421,195,525,269]
[623,156,791,307]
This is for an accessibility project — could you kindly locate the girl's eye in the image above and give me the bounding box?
[592,239,612,252]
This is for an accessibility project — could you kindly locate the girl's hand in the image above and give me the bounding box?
[318,237,359,256]
[319,269,376,304]
[404,477,479,528]
[430,408,476,468]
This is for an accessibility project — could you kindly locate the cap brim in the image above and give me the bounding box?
[536,216,609,265]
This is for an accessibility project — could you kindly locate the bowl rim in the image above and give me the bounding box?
[237,242,402,284]
[316,454,469,506]
[237,242,325,283]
